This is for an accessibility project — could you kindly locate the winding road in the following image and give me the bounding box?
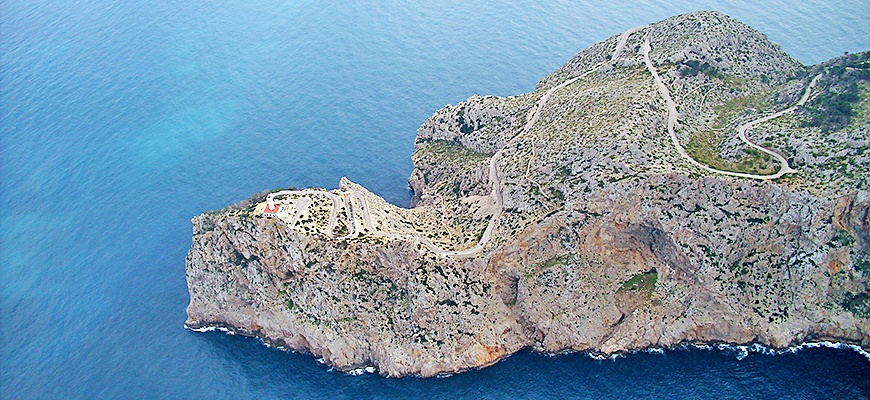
[642,30,820,180]
[416,25,650,257]
[261,25,815,258]
[261,26,649,257]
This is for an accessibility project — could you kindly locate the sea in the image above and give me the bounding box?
[2,0,869,398]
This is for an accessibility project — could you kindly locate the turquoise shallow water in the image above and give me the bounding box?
[2,0,869,398]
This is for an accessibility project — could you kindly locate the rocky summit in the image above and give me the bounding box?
[185,11,870,377]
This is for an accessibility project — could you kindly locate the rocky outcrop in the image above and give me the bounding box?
[833,192,870,252]
[186,11,870,377]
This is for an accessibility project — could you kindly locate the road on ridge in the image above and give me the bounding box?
[259,25,816,258]
[263,26,648,258]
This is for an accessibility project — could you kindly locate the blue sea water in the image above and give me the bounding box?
[2,0,869,398]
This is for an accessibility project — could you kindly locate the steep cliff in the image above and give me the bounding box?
[186,11,870,377]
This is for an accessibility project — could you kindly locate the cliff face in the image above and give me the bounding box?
[186,11,870,377]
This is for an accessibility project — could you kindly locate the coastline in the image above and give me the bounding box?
[185,320,870,377]
[185,11,869,379]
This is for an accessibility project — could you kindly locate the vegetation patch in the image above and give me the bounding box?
[687,133,774,174]
[686,92,778,175]
[541,254,570,269]
[524,254,574,279]
[278,289,298,312]
[619,270,658,292]
[829,229,856,248]
[842,292,870,318]
[678,60,724,80]
[849,82,870,128]
[548,187,565,203]
[803,53,870,133]
[853,252,870,273]
[413,139,492,168]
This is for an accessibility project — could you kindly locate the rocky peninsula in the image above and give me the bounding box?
[186,11,870,377]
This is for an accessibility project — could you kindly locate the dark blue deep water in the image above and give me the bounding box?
[2,0,869,398]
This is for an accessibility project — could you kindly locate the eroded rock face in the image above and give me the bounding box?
[186,210,528,377]
[833,192,870,253]
[186,11,870,377]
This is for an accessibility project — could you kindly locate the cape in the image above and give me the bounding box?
[185,11,870,377]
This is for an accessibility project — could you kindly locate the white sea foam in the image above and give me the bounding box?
[184,324,218,333]
[186,323,870,367]
[587,352,625,361]
[183,324,238,336]
[750,343,776,355]
[788,341,870,361]
[346,366,378,376]
[624,341,869,362]
[543,349,576,358]
[694,341,870,361]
